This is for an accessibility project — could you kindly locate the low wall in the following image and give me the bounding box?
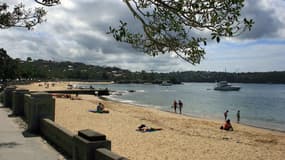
[0,92,3,103]
[3,86,17,108]
[40,120,128,160]
[12,89,29,116]
[24,93,32,122]
[24,92,55,133]
[40,118,74,156]
[73,130,111,160]
[3,87,127,160]
[95,148,128,160]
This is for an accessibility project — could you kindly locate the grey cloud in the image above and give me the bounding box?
[240,0,283,39]
[1,0,285,73]
[72,32,138,54]
[43,0,141,55]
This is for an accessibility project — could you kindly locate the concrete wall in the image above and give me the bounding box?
[4,89,127,160]
[95,148,128,160]
[12,89,29,116]
[0,92,3,103]
[24,93,32,122]
[40,118,74,156]
[73,130,111,160]
[24,92,55,133]
[3,86,17,108]
[40,120,128,160]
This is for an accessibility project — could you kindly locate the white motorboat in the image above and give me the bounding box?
[160,81,172,86]
[214,81,240,91]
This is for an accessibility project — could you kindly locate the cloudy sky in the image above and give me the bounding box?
[1,0,285,73]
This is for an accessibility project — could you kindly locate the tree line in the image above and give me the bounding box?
[1,49,285,84]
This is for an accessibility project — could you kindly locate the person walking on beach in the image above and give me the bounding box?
[224,110,229,120]
[173,100,177,113]
[237,110,240,123]
[178,100,183,114]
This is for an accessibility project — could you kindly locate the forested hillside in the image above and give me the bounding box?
[16,59,285,84]
[1,49,284,84]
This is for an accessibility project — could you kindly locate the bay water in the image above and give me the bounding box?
[78,83,285,131]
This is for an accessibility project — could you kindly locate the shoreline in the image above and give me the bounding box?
[16,81,285,134]
[103,95,285,134]
[15,82,285,160]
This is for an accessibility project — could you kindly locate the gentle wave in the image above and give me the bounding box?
[82,83,285,132]
[108,95,163,110]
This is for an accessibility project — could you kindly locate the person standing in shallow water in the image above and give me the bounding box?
[237,110,240,123]
[224,110,229,120]
[178,100,183,114]
[173,100,177,113]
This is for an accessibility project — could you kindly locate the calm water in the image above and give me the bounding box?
[78,83,285,131]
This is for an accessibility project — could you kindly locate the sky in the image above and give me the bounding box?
[1,0,285,73]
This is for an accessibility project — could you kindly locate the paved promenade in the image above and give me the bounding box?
[0,103,64,160]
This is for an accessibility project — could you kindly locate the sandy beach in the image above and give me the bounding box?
[17,82,285,160]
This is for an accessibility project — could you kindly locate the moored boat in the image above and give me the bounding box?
[214,81,240,91]
[160,81,172,86]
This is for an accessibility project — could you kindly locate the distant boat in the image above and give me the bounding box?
[160,81,172,86]
[214,81,240,91]
[67,84,73,89]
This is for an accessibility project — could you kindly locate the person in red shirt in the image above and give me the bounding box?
[220,119,234,131]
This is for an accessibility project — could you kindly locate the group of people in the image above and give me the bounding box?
[224,110,240,123]
[96,100,241,132]
[172,100,183,114]
[221,109,241,131]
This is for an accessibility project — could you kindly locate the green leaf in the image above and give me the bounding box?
[216,37,220,43]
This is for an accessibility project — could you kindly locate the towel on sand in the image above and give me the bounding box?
[88,109,109,113]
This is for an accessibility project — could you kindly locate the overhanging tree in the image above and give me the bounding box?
[1,0,253,64]
[0,0,59,81]
[0,0,59,30]
[109,0,254,64]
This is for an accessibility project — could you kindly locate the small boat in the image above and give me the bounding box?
[67,84,73,89]
[160,81,172,86]
[214,81,240,91]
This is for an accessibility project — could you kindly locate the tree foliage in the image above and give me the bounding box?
[0,48,18,81]
[0,0,253,65]
[0,0,59,30]
[109,0,254,64]
[15,59,285,84]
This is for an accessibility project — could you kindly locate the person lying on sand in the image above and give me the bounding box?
[136,124,162,132]
[220,119,234,131]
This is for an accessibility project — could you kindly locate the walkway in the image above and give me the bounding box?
[0,103,65,160]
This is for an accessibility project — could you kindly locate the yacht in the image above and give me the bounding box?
[214,81,240,91]
[160,81,172,86]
